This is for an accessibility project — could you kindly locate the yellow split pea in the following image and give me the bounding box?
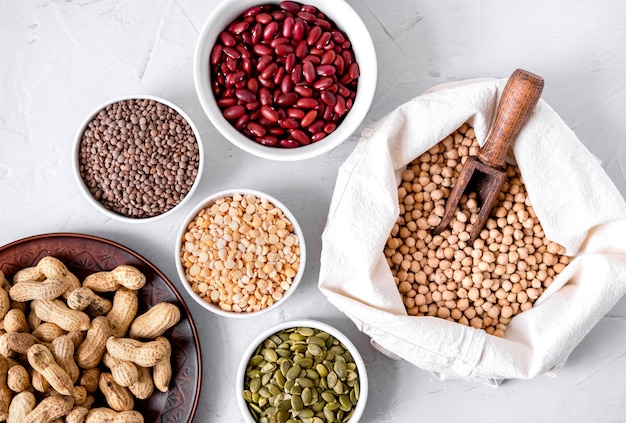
[181,193,300,313]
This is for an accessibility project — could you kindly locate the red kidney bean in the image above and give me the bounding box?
[316,65,335,76]
[296,98,318,109]
[242,57,252,74]
[275,43,294,56]
[331,29,346,44]
[234,114,250,130]
[243,5,263,17]
[217,97,237,108]
[279,139,300,148]
[297,11,316,23]
[302,61,316,84]
[322,104,333,121]
[257,55,273,71]
[280,75,294,93]
[320,90,336,106]
[253,44,274,56]
[247,78,259,93]
[311,132,326,142]
[263,21,279,40]
[219,31,236,47]
[211,1,360,149]
[280,118,299,129]
[279,1,301,14]
[226,56,238,72]
[261,62,278,79]
[316,32,332,49]
[303,54,321,65]
[287,108,305,119]
[321,50,335,65]
[293,19,306,40]
[285,53,296,72]
[294,85,313,97]
[276,92,298,106]
[223,46,241,59]
[300,110,317,127]
[247,121,266,137]
[231,21,250,35]
[246,101,260,111]
[323,122,337,133]
[261,104,280,122]
[334,96,346,115]
[306,119,325,133]
[283,16,294,37]
[295,40,308,58]
[306,26,322,46]
[223,105,245,120]
[270,37,289,48]
[235,89,256,102]
[291,64,303,84]
[258,87,272,105]
[348,62,360,79]
[290,129,310,145]
[313,77,333,90]
[251,22,263,44]
[211,45,223,66]
[268,127,285,136]
[256,12,272,24]
[256,135,278,146]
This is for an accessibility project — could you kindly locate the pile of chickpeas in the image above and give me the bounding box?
[385,124,571,337]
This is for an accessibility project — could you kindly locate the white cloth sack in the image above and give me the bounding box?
[318,77,626,385]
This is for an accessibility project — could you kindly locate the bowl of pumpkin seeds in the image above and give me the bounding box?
[237,319,368,423]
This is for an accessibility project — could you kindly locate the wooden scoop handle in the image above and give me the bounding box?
[478,69,544,169]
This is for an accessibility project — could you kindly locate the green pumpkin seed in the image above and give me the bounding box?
[321,391,336,403]
[295,377,314,389]
[249,377,261,393]
[307,343,323,356]
[286,364,301,381]
[316,363,328,378]
[261,362,277,374]
[334,360,347,380]
[302,387,313,405]
[291,394,304,411]
[263,348,279,363]
[243,326,361,422]
[297,327,315,336]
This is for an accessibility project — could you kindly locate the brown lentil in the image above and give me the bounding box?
[78,98,200,218]
[211,1,359,148]
[180,193,301,313]
[386,124,572,337]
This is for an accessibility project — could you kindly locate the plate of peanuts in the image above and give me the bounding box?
[0,232,201,423]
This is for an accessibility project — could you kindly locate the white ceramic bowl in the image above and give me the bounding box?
[194,0,377,161]
[175,188,306,318]
[236,319,368,422]
[73,95,204,223]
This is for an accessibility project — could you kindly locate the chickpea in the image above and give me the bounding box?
[387,124,572,337]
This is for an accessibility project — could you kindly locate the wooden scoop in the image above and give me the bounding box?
[433,69,544,244]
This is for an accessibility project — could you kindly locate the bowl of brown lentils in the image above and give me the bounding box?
[193,0,377,161]
[73,95,204,222]
[236,319,368,423]
[175,188,306,317]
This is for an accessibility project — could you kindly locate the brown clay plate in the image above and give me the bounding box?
[0,232,201,423]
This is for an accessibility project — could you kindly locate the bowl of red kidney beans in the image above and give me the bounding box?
[194,0,377,161]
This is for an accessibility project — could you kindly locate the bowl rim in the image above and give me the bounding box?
[174,188,307,318]
[235,318,369,423]
[72,94,205,223]
[193,0,378,161]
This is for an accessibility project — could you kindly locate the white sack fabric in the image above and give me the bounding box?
[318,77,626,385]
